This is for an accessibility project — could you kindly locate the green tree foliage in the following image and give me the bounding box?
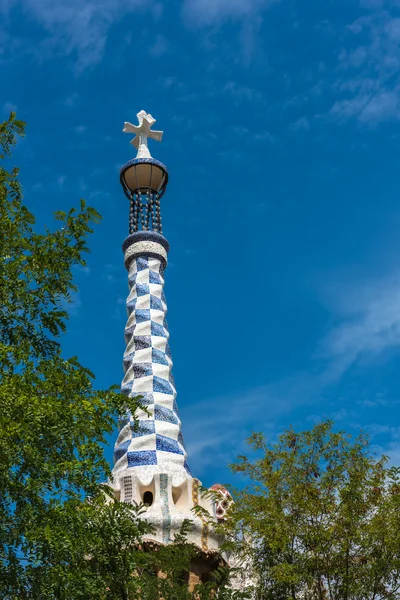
[0,111,146,597]
[0,113,248,600]
[227,420,400,600]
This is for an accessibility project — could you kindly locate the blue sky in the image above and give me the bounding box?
[2,0,400,488]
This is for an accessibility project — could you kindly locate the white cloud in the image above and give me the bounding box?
[331,90,400,123]
[360,0,400,7]
[152,3,163,21]
[382,440,400,466]
[182,0,278,26]
[317,271,400,376]
[331,7,400,124]
[183,382,306,475]
[223,80,264,103]
[0,0,152,69]
[157,76,178,89]
[185,269,400,475]
[181,0,279,65]
[0,0,279,68]
[148,33,168,57]
[291,116,310,131]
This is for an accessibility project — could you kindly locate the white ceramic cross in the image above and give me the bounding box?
[123,110,163,159]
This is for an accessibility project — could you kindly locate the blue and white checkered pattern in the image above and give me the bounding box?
[114,254,190,473]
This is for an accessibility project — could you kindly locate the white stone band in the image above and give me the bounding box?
[124,240,168,268]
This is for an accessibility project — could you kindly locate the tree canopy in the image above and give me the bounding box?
[227,420,400,600]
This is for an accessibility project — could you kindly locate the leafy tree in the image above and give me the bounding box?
[0,111,148,597]
[226,420,400,600]
[0,113,247,600]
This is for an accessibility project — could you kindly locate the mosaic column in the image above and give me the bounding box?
[113,231,189,479]
[111,110,223,554]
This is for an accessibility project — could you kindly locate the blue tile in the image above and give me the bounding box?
[150,295,163,311]
[127,450,157,467]
[152,348,168,365]
[153,376,174,395]
[165,343,172,359]
[121,383,132,398]
[154,405,179,425]
[133,336,152,350]
[151,321,167,338]
[184,459,192,475]
[135,309,151,323]
[114,440,130,461]
[149,271,162,285]
[156,435,184,455]
[177,431,185,447]
[133,363,153,378]
[172,397,179,415]
[126,298,137,313]
[128,272,137,285]
[123,352,134,364]
[137,392,155,406]
[121,380,133,394]
[136,283,150,297]
[124,326,135,341]
[136,258,149,272]
[131,420,155,437]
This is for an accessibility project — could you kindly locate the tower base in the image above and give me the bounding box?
[111,468,224,555]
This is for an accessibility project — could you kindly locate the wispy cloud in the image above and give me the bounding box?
[0,0,153,69]
[148,33,168,57]
[185,269,400,475]
[183,382,306,475]
[291,116,311,132]
[182,0,278,26]
[181,0,280,64]
[316,271,400,375]
[223,81,265,104]
[1,0,279,68]
[331,4,400,124]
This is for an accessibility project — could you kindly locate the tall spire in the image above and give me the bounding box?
[111,111,224,559]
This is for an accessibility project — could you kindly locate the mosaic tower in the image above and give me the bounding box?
[111,111,230,567]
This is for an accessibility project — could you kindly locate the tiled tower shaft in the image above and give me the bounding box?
[113,111,224,557]
[113,232,189,481]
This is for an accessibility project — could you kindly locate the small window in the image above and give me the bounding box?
[143,491,154,506]
[172,487,182,505]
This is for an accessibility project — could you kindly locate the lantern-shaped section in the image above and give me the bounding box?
[120,157,168,199]
[120,111,169,235]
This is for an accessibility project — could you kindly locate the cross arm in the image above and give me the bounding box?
[123,122,139,134]
[148,130,163,142]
